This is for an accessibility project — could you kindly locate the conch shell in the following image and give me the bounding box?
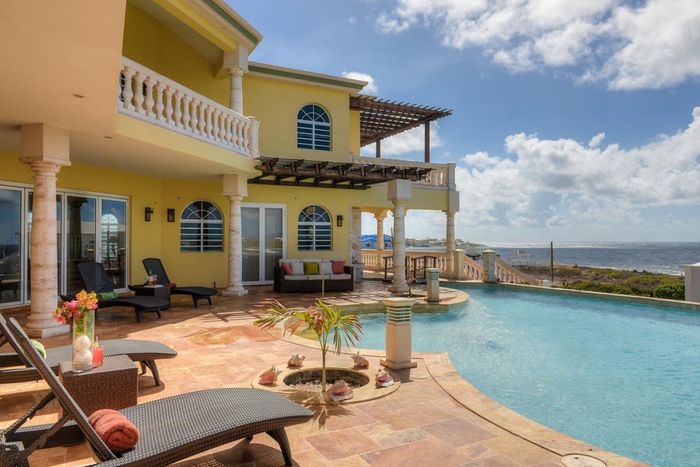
[375,369,394,388]
[258,367,282,385]
[287,353,305,368]
[327,379,353,401]
[351,352,369,369]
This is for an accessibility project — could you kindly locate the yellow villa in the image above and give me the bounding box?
[0,0,459,336]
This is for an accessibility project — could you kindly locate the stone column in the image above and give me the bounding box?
[375,211,386,251]
[482,249,498,283]
[387,180,412,294]
[229,67,244,114]
[351,207,362,263]
[20,124,70,337]
[445,210,456,278]
[223,174,248,296]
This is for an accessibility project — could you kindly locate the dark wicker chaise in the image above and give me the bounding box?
[142,258,217,308]
[2,318,313,467]
[61,262,169,323]
[0,314,176,386]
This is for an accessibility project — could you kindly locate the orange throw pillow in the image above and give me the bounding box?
[331,260,346,274]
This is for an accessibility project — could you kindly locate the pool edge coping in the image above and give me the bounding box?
[265,327,646,467]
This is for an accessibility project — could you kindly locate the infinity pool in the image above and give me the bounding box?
[357,285,700,466]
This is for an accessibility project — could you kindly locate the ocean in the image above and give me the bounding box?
[483,242,700,276]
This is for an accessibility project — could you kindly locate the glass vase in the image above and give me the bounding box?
[72,310,95,372]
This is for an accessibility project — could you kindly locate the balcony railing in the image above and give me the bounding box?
[351,156,454,189]
[117,57,259,158]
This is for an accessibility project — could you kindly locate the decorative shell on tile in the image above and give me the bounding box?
[375,369,395,388]
[287,353,306,368]
[327,379,354,402]
[351,352,369,369]
[258,367,282,385]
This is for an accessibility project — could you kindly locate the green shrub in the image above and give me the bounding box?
[653,283,685,300]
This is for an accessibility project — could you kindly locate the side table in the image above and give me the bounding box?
[59,355,138,416]
[129,285,171,309]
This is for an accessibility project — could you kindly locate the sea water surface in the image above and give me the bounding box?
[357,285,700,466]
[485,241,700,275]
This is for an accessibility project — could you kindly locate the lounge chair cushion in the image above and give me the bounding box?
[331,260,346,274]
[331,273,352,280]
[284,275,308,281]
[98,291,118,301]
[30,339,46,359]
[303,262,319,275]
[320,261,334,275]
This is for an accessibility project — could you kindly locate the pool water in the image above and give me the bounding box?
[357,285,700,466]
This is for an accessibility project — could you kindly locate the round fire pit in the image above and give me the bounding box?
[284,368,369,389]
[251,363,400,405]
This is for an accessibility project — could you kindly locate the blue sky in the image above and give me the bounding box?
[233,0,700,243]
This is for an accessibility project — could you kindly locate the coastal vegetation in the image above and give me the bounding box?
[520,265,685,300]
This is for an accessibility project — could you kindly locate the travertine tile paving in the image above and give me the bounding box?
[0,282,630,466]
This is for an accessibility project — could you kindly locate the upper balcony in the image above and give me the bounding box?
[350,95,453,190]
[118,57,259,159]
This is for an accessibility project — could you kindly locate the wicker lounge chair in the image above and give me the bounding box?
[2,317,313,466]
[0,314,176,386]
[61,262,169,323]
[142,258,217,308]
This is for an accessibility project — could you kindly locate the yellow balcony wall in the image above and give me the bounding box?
[122,2,229,107]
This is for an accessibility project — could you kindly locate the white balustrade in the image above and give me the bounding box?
[494,257,540,285]
[118,57,258,158]
[362,249,484,281]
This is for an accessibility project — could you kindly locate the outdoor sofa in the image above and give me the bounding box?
[2,318,313,466]
[0,314,176,386]
[142,258,217,308]
[274,258,354,293]
[60,262,169,323]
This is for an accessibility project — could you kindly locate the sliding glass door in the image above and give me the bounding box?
[0,184,129,307]
[242,204,286,284]
[0,188,22,305]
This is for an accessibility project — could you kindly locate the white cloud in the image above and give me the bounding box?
[451,107,700,230]
[342,71,379,94]
[376,0,700,90]
[361,124,444,156]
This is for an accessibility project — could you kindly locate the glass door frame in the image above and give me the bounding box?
[0,182,129,308]
[241,203,287,285]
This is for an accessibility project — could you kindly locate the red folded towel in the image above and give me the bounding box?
[89,409,140,452]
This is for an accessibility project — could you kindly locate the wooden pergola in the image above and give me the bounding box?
[249,156,433,190]
[350,95,452,163]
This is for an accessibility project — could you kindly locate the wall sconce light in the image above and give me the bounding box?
[144,207,154,222]
[336,215,344,227]
[167,208,175,223]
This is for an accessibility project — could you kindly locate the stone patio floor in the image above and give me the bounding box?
[0,281,639,466]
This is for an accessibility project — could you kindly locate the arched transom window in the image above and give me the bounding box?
[297,104,331,151]
[180,201,223,252]
[298,205,331,251]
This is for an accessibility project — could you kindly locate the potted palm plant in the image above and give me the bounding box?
[254,300,362,393]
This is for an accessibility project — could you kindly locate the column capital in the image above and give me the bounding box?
[228,66,245,77]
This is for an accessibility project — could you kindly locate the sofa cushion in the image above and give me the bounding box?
[304,261,320,275]
[289,262,305,276]
[330,273,352,280]
[331,260,346,274]
[320,261,334,275]
[284,275,308,281]
[281,262,294,275]
[306,275,324,280]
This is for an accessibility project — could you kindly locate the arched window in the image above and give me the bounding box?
[298,205,331,251]
[297,104,331,151]
[180,201,223,252]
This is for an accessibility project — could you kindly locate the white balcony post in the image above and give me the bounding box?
[388,180,412,294]
[20,124,71,337]
[248,117,260,157]
[445,210,456,278]
[375,211,387,251]
[230,68,244,114]
[223,174,248,296]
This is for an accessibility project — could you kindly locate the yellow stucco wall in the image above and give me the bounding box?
[122,2,229,107]
[243,74,351,162]
[349,110,361,156]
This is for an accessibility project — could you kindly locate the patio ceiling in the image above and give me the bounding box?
[250,156,433,190]
[350,95,452,147]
